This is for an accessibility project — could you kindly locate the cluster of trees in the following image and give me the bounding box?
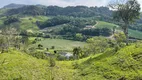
[83,35,126,56]
[4,16,20,25]
[59,25,112,41]
[81,28,112,36]
[46,6,112,17]
[0,27,29,53]
[5,5,112,18]
[37,16,72,29]
[6,5,45,16]
[38,16,96,29]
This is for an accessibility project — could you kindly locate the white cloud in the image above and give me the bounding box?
[0,0,142,9]
[32,0,110,7]
[0,0,110,8]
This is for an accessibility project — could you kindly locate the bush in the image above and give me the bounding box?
[4,16,20,25]
[28,51,48,59]
[72,61,79,69]
[49,57,56,67]
[38,44,43,49]
[51,46,55,49]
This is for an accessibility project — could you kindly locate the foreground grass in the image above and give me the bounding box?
[1,43,142,80]
[0,50,75,80]
[76,44,142,80]
[0,50,50,80]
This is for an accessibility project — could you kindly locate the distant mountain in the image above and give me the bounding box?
[3,3,26,9]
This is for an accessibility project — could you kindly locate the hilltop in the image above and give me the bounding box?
[3,3,26,9]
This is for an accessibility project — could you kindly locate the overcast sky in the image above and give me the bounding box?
[0,0,142,8]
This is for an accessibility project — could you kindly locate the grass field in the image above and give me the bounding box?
[76,44,142,80]
[0,50,75,80]
[20,16,49,31]
[30,39,87,50]
[0,16,50,31]
[95,21,142,39]
[95,21,119,29]
[1,42,142,80]
[129,29,142,39]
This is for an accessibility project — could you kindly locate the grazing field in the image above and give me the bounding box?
[128,29,142,39]
[31,39,87,50]
[95,21,119,29]
[95,21,142,39]
[20,16,49,30]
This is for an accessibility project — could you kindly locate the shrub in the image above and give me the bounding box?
[38,44,43,49]
[72,61,79,69]
[49,57,56,67]
[51,46,55,49]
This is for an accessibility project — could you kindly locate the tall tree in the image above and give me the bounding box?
[109,0,141,45]
[0,27,20,53]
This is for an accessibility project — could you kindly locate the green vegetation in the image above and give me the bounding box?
[129,29,142,39]
[1,40,142,80]
[95,21,119,29]
[30,39,86,50]
[76,44,142,80]
[0,50,75,80]
[0,50,50,80]
[0,16,49,31]
[95,21,142,39]
[109,0,140,45]
[0,2,142,80]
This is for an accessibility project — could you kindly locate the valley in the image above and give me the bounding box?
[0,2,142,80]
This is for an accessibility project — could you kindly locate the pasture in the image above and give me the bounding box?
[30,38,87,50]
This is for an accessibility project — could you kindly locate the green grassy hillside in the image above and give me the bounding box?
[75,44,142,80]
[0,50,50,80]
[0,50,75,80]
[95,21,119,29]
[19,16,49,31]
[1,43,142,80]
[0,16,49,31]
[96,21,142,39]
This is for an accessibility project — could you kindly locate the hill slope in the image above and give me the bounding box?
[0,43,142,80]
[0,51,50,80]
[96,21,142,39]
[76,44,142,80]
[0,50,75,80]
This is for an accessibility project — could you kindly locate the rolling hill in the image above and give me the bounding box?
[1,42,142,80]
[95,21,142,39]
[75,44,142,80]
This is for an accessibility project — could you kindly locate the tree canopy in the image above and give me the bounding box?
[109,0,141,45]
